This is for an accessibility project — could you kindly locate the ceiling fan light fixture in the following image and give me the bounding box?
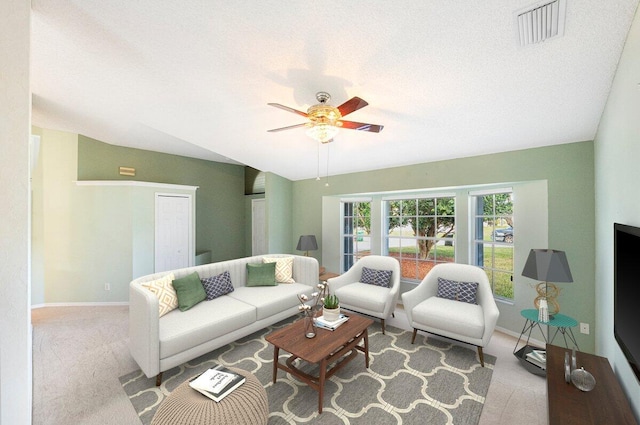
[306,123,338,144]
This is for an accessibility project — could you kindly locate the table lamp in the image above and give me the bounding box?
[522,249,573,318]
[296,235,318,256]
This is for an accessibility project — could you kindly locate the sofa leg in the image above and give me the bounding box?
[392,312,395,318]
[477,347,485,367]
[411,328,418,344]
[381,319,386,335]
[156,372,163,386]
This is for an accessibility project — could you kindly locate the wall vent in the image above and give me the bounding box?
[515,0,566,46]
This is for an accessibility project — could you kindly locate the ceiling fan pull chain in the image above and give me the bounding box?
[325,143,330,187]
[316,142,321,181]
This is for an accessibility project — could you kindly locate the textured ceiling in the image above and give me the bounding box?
[31,1,639,181]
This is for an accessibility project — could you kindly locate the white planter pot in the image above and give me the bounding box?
[323,306,341,322]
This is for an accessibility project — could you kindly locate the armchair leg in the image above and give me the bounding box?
[411,328,418,344]
[477,347,485,367]
[392,312,395,318]
[156,372,163,386]
[381,319,386,335]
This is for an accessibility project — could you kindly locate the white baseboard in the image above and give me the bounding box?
[31,301,129,309]
[496,325,545,348]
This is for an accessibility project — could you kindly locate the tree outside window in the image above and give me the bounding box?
[385,197,455,281]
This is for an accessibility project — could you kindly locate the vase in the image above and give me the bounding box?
[303,314,316,338]
[323,306,340,322]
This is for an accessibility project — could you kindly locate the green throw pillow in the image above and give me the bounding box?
[246,262,277,286]
[171,272,207,311]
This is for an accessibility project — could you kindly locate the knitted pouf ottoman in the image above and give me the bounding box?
[151,367,268,425]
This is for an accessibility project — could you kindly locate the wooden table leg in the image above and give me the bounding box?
[272,346,280,383]
[318,358,327,413]
[364,328,370,368]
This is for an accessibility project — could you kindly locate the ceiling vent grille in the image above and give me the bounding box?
[515,0,566,46]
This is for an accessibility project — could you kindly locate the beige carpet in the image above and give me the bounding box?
[120,318,495,425]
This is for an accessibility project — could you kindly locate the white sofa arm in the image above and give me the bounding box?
[290,255,319,288]
[129,280,161,378]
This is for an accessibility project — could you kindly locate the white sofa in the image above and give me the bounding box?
[129,254,318,384]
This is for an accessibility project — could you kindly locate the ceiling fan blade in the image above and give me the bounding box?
[339,120,384,133]
[267,103,308,118]
[267,123,308,132]
[337,97,368,117]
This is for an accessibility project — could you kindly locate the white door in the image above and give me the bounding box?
[252,198,267,255]
[155,194,193,273]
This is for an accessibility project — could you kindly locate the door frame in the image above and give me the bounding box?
[155,192,195,272]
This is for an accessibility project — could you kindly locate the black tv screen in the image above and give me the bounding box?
[614,223,640,382]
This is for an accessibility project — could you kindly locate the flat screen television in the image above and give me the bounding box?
[614,222,640,382]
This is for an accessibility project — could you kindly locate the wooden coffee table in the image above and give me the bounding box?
[265,314,373,413]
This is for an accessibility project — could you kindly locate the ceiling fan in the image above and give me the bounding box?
[267,92,384,143]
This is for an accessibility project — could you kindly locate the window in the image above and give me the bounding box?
[341,201,371,272]
[472,191,514,299]
[385,196,455,282]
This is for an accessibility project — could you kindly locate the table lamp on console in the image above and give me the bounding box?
[522,249,573,320]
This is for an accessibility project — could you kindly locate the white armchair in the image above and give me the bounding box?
[327,255,400,334]
[401,263,499,366]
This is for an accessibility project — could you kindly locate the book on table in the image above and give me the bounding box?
[188,364,245,402]
[314,314,349,330]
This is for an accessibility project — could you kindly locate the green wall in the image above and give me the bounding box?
[77,136,246,262]
[292,141,596,352]
[594,3,640,419]
[265,172,294,254]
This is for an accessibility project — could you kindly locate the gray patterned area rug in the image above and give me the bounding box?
[120,317,495,425]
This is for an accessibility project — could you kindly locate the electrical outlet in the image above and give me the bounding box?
[105,283,110,291]
[580,322,589,334]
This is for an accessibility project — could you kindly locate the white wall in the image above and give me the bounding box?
[0,0,32,422]
[594,3,640,420]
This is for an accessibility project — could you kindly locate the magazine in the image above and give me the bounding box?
[314,314,349,331]
[188,364,245,402]
[525,350,547,369]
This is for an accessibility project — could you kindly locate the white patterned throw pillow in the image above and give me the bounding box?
[142,272,178,317]
[262,257,295,283]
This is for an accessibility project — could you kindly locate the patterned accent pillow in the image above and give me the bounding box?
[437,277,458,300]
[201,271,234,300]
[437,277,479,304]
[457,281,479,304]
[142,272,178,317]
[361,267,393,288]
[263,257,295,283]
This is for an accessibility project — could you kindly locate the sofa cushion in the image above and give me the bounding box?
[142,272,178,317]
[334,282,389,312]
[158,296,255,359]
[172,272,207,311]
[361,267,393,288]
[411,297,484,340]
[246,262,277,286]
[262,256,295,283]
[201,271,234,300]
[228,283,313,321]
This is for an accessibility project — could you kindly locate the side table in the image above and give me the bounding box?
[513,309,579,375]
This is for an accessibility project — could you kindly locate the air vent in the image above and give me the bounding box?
[515,0,566,46]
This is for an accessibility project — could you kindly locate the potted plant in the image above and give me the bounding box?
[323,294,340,322]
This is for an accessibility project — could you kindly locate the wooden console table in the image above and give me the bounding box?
[546,344,637,425]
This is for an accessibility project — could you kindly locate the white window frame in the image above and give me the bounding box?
[469,188,514,300]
